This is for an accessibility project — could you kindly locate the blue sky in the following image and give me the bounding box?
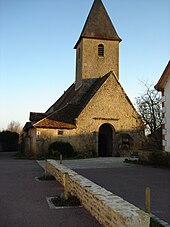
[0,0,170,130]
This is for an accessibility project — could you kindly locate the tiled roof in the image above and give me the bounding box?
[74,0,121,48]
[33,72,111,129]
[49,73,110,114]
[34,118,76,129]
[155,61,170,91]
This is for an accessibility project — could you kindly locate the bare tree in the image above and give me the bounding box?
[7,121,22,134]
[135,81,162,136]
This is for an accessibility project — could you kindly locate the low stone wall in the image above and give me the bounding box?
[47,159,150,227]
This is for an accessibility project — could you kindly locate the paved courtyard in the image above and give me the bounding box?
[39,157,170,224]
[0,152,101,227]
[64,158,170,224]
[1,153,170,226]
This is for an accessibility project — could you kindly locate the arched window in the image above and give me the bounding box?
[98,44,104,57]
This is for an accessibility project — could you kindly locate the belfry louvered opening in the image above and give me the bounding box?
[98,44,104,57]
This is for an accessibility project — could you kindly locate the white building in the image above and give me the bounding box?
[155,61,170,152]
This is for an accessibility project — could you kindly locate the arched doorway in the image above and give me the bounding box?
[98,124,114,157]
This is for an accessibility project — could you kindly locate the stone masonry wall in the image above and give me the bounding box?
[47,160,150,227]
[81,38,119,80]
[32,73,144,156]
[76,74,143,133]
[72,74,144,153]
[75,38,119,89]
[56,74,144,155]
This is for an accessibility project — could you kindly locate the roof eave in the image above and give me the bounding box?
[155,61,170,92]
[35,125,76,130]
[154,84,164,92]
[74,36,122,49]
[33,117,76,130]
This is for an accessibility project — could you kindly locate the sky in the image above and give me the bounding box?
[0,0,170,130]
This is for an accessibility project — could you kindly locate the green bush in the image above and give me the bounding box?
[149,152,170,167]
[51,194,80,207]
[150,216,164,227]
[0,130,19,151]
[74,150,97,159]
[48,141,75,158]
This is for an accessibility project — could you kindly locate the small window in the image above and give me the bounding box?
[37,130,41,136]
[58,130,63,136]
[98,44,104,57]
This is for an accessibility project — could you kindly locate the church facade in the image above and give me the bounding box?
[21,0,144,157]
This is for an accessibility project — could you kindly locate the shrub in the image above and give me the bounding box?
[37,174,56,181]
[150,216,164,227]
[48,141,75,158]
[51,194,80,207]
[148,151,170,167]
[125,151,170,169]
[74,150,97,159]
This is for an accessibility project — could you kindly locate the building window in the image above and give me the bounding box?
[37,130,41,136]
[58,130,63,136]
[98,44,104,57]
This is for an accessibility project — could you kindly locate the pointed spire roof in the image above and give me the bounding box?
[74,0,121,48]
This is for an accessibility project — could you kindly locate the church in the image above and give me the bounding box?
[21,0,144,157]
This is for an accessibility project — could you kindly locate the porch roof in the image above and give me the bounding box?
[33,118,76,129]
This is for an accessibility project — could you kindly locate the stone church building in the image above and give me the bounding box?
[21,0,144,157]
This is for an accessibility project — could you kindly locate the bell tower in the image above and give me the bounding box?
[74,0,121,89]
